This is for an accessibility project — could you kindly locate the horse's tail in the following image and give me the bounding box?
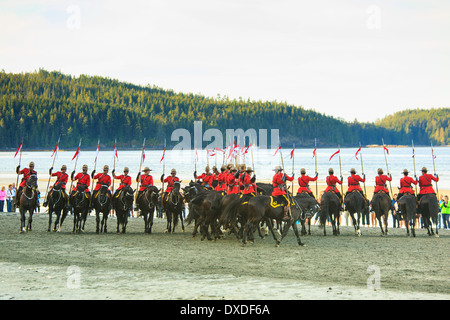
[185,201,200,225]
[371,193,381,214]
[220,197,242,226]
[319,197,329,226]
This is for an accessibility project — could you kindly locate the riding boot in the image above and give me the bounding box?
[282,205,290,221]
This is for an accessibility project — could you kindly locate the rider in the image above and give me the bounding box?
[161,168,180,212]
[112,167,132,198]
[15,161,38,208]
[194,166,214,189]
[214,165,227,193]
[240,167,257,200]
[417,167,439,203]
[71,164,91,200]
[297,168,317,198]
[374,168,392,195]
[324,168,343,208]
[226,166,240,195]
[272,165,294,221]
[43,164,69,207]
[135,167,154,211]
[91,165,112,206]
[397,169,418,200]
[347,168,366,199]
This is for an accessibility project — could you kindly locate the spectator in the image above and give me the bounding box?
[438,195,443,229]
[0,186,6,212]
[11,183,16,211]
[391,194,399,228]
[6,184,14,212]
[440,195,449,230]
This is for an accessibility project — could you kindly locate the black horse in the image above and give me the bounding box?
[112,185,135,234]
[371,191,392,236]
[18,175,38,233]
[319,191,341,236]
[419,193,440,237]
[294,193,320,236]
[92,185,112,234]
[47,184,69,232]
[70,185,90,233]
[136,185,159,234]
[244,194,305,247]
[344,191,367,237]
[164,181,185,233]
[397,193,418,237]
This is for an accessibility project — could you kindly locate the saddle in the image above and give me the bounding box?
[269,195,293,208]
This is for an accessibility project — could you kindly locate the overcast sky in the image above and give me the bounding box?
[1,0,449,123]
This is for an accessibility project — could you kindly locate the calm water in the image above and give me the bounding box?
[1,147,449,190]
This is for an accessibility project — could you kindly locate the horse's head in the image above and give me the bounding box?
[27,174,38,191]
[121,186,135,209]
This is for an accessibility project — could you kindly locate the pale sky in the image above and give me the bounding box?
[1,0,449,123]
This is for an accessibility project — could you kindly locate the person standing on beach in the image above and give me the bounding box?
[6,184,13,212]
[0,186,6,212]
[440,195,450,230]
[15,162,37,208]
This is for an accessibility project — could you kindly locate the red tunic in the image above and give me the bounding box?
[215,172,227,191]
[399,176,418,194]
[374,174,392,193]
[227,174,240,194]
[73,173,90,192]
[197,173,214,188]
[347,174,365,192]
[272,173,294,196]
[51,171,68,189]
[418,173,439,194]
[19,168,37,188]
[139,174,154,192]
[242,173,256,195]
[324,175,342,193]
[93,173,111,191]
[297,174,317,194]
[163,176,179,193]
[115,175,131,190]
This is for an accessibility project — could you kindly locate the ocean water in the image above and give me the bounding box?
[1,146,449,190]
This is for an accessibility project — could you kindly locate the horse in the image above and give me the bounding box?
[318,191,341,236]
[397,193,418,237]
[185,182,222,240]
[243,194,305,247]
[92,185,112,234]
[294,192,320,236]
[47,184,69,232]
[136,185,159,234]
[112,185,135,234]
[18,175,38,233]
[70,185,90,233]
[344,191,367,237]
[419,193,440,237]
[370,191,392,236]
[255,183,273,195]
[164,181,185,233]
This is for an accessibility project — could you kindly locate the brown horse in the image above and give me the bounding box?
[397,193,418,237]
[419,193,440,237]
[319,191,341,236]
[136,185,159,234]
[92,185,112,233]
[18,175,38,233]
[371,191,392,236]
[47,184,69,232]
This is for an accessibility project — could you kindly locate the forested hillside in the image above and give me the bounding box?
[0,69,447,149]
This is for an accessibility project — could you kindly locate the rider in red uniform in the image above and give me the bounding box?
[112,167,132,197]
[324,168,343,205]
[271,166,294,221]
[161,168,180,212]
[374,168,392,194]
[15,162,37,207]
[397,169,418,200]
[43,164,69,207]
[297,168,318,198]
[418,167,439,202]
[227,166,240,195]
[135,166,153,211]
[71,164,91,194]
[194,166,214,189]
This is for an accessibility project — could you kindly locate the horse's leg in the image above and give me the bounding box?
[116,212,121,234]
[290,221,305,246]
[411,219,416,237]
[59,207,68,231]
[54,210,61,232]
[26,210,33,231]
[377,214,385,236]
[19,207,26,233]
[142,212,149,233]
[48,207,53,232]
[384,212,389,235]
[96,211,100,234]
[179,212,185,233]
[308,218,311,235]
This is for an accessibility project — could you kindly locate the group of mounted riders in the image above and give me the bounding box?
[15,156,440,241]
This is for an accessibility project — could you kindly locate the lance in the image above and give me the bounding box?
[358,140,366,196]
[381,138,393,198]
[314,139,318,197]
[89,139,100,208]
[292,143,295,192]
[112,139,117,193]
[161,139,166,194]
[431,142,439,197]
[45,135,61,204]
[412,140,418,196]
[15,138,24,191]
[69,139,82,193]
[338,144,344,196]
[136,138,146,194]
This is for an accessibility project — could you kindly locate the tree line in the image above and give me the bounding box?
[0,69,448,149]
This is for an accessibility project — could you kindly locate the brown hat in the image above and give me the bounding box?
[246,167,253,172]
[403,169,409,175]
[378,168,383,174]
[143,167,151,172]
